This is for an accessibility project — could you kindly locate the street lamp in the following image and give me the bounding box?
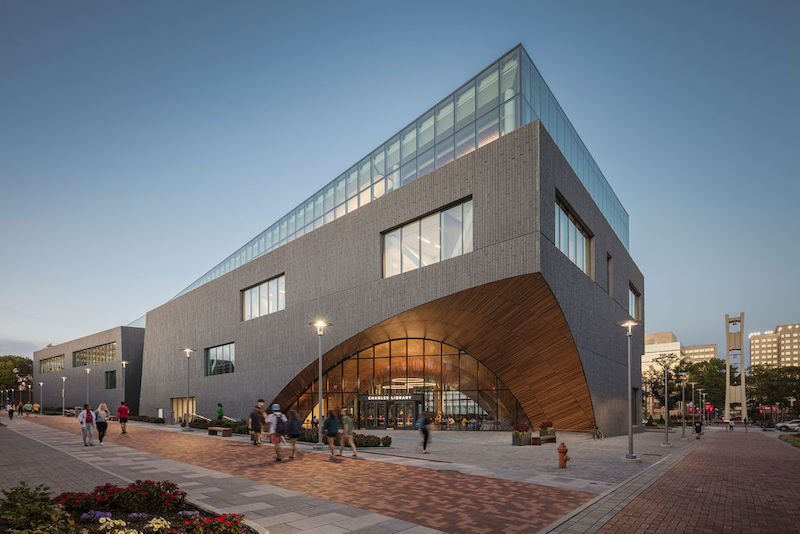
[121,361,128,406]
[679,372,689,439]
[617,319,640,461]
[182,348,195,432]
[38,381,43,415]
[655,354,677,447]
[85,368,91,405]
[310,320,330,447]
[701,391,708,428]
[688,382,698,428]
[61,377,67,417]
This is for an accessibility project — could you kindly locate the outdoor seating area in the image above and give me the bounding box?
[207,426,232,437]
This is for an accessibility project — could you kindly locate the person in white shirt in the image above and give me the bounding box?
[95,403,110,444]
[266,404,287,462]
[77,404,96,446]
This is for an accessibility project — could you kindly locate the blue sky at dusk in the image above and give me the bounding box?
[1,1,798,365]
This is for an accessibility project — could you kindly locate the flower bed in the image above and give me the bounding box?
[0,481,255,533]
[779,434,800,449]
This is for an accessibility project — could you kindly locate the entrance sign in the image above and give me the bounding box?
[367,394,412,401]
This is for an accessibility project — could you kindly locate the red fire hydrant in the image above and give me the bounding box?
[558,442,570,468]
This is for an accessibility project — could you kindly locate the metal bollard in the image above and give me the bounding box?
[558,442,570,468]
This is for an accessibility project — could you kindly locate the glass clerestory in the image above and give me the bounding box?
[285,338,530,431]
[73,342,117,367]
[175,44,629,298]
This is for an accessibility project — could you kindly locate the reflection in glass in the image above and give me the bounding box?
[455,82,475,131]
[441,204,463,260]
[455,124,476,159]
[286,338,528,431]
[420,214,440,266]
[384,229,401,277]
[401,222,420,272]
[477,65,499,117]
[435,97,454,140]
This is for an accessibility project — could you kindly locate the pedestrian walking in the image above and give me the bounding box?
[78,404,96,446]
[217,403,224,420]
[117,401,130,435]
[694,420,702,439]
[287,410,302,459]
[95,403,110,444]
[323,410,339,458]
[311,415,318,430]
[266,403,288,462]
[416,412,431,453]
[7,403,14,420]
[729,419,734,432]
[249,400,265,446]
[338,408,358,457]
[24,402,32,417]
[17,404,23,416]
[33,402,40,414]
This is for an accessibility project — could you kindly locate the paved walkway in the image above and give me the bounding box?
[545,428,800,533]
[9,417,598,533]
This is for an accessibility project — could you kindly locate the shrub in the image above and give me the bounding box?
[55,480,185,515]
[0,482,75,533]
[779,434,800,449]
[539,421,553,429]
[381,435,392,447]
[513,423,530,433]
[128,415,165,424]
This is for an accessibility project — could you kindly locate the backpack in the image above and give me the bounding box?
[274,414,288,435]
[415,417,426,430]
[85,410,94,424]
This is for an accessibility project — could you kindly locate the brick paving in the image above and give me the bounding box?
[23,416,595,533]
[597,430,800,533]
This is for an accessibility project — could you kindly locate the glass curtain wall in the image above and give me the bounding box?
[40,355,65,374]
[176,45,629,299]
[285,338,528,430]
[73,342,117,367]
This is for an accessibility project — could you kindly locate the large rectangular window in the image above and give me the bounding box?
[629,284,641,321]
[40,355,64,374]
[242,274,286,321]
[554,198,591,275]
[105,370,116,390]
[383,199,473,278]
[73,342,117,367]
[206,342,235,376]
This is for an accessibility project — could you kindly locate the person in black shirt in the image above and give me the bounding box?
[249,400,266,446]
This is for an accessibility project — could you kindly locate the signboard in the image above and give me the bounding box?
[366,395,412,401]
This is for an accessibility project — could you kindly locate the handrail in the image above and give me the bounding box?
[190,413,211,422]
[222,416,239,423]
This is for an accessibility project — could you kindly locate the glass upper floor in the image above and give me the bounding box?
[174,44,629,298]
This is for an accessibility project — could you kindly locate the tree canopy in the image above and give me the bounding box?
[0,355,34,394]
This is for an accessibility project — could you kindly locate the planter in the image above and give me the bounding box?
[539,428,556,437]
[512,432,532,446]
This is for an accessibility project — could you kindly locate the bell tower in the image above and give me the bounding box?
[724,313,747,422]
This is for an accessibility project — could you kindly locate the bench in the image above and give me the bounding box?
[531,436,556,445]
[208,426,232,437]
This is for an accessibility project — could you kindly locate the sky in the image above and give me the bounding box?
[1,1,798,366]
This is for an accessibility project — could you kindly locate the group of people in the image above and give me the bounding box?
[247,402,359,461]
[4,402,38,419]
[76,401,130,446]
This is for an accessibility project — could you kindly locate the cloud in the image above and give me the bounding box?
[0,339,43,358]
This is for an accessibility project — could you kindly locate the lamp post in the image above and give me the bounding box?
[655,354,677,447]
[701,392,708,428]
[38,381,43,415]
[310,320,330,447]
[84,368,91,405]
[182,348,195,431]
[61,377,67,417]
[617,319,640,461]
[121,361,128,406]
[688,382,698,428]
[678,372,689,439]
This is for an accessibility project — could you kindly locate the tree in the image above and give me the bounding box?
[642,357,693,418]
[0,355,34,401]
[685,358,727,415]
[747,365,800,420]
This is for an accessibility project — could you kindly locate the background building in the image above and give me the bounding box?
[682,344,717,363]
[749,322,800,367]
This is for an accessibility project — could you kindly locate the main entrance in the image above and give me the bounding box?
[359,394,423,430]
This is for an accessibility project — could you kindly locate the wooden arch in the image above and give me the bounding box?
[273,273,596,431]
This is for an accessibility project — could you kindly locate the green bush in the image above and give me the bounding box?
[54,480,186,515]
[779,434,800,449]
[0,482,75,533]
[380,435,392,447]
[128,415,165,424]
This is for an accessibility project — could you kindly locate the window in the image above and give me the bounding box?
[242,275,285,321]
[554,198,591,275]
[629,284,641,321]
[40,355,64,374]
[105,370,116,390]
[73,342,117,367]
[206,342,235,376]
[383,199,472,277]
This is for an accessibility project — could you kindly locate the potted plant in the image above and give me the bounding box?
[512,423,531,446]
[539,421,555,437]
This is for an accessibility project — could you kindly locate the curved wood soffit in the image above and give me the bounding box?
[274,273,596,431]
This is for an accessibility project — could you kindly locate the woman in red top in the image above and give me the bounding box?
[117,401,130,435]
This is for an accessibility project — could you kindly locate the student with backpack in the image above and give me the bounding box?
[287,410,302,459]
[323,410,339,458]
[266,403,288,462]
[78,404,96,446]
